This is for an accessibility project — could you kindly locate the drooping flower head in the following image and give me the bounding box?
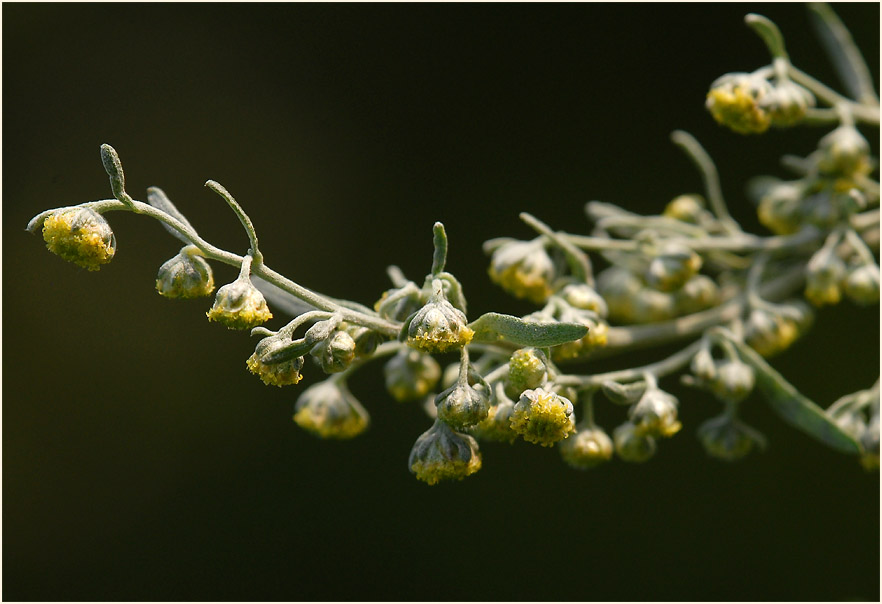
[405,280,473,353]
[156,245,215,299]
[560,425,614,469]
[246,333,305,387]
[408,419,482,485]
[207,265,272,330]
[293,379,369,439]
[488,239,556,304]
[510,387,576,446]
[42,207,115,270]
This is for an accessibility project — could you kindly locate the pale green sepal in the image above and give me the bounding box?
[468,312,587,347]
[731,338,861,454]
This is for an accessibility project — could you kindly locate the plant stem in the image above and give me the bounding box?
[670,130,742,235]
[61,199,402,337]
[558,339,703,387]
[205,180,263,265]
[788,66,880,125]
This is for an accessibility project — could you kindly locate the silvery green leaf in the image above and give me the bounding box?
[147,186,195,244]
[731,338,861,454]
[468,312,587,347]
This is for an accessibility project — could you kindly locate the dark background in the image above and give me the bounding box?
[3,3,879,601]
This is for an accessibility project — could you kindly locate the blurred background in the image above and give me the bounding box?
[3,3,879,601]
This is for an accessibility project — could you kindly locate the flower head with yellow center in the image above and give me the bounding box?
[207,255,272,330]
[706,72,774,134]
[510,387,575,446]
[42,207,115,271]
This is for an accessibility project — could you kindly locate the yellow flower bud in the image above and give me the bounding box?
[560,425,613,469]
[435,382,491,430]
[488,240,555,303]
[207,275,272,330]
[510,388,576,447]
[405,281,474,353]
[408,419,482,485]
[629,387,681,438]
[156,245,214,299]
[383,349,441,402]
[246,334,305,387]
[42,207,115,271]
[706,73,773,134]
[613,422,656,463]
[507,348,548,396]
[293,380,369,439]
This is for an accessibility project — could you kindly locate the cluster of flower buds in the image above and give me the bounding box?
[597,376,682,463]
[40,207,116,271]
[750,125,876,236]
[487,238,556,303]
[706,72,814,134]
[597,241,718,325]
[293,379,369,439]
[408,419,482,485]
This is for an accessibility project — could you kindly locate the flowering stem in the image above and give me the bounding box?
[558,339,703,387]
[48,198,402,337]
[205,180,263,265]
[670,130,741,235]
[787,66,880,125]
[564,226,822,255]
[603,262,805,353]
[520,212,593,283]
[329,340,402,384]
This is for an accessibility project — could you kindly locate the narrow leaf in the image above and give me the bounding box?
[468,312,587,348]
[147,187,195,244]
[731,338,861,454]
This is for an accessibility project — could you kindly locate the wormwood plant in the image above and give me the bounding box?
[28,6,880,484]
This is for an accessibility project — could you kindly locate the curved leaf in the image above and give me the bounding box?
[731,339,861,454]
[468,312,587,348]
